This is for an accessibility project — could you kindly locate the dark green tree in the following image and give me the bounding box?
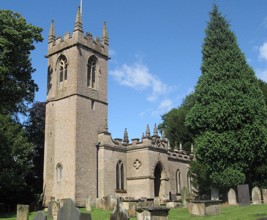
[25,102,46,202]
[0,114,34,207]
[258,79,267,106]
[159,93,195,152]
[185,5,267,190]
[0,10,43,115]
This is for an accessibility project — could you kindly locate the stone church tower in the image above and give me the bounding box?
[43,6,109,206]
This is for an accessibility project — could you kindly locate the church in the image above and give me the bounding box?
[43,6,194,207]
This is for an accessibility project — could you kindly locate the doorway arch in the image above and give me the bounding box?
[154,163,162,197]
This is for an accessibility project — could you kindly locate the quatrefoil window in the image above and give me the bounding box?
[133,159,142,170]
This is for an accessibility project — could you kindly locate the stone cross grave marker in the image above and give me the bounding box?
[17,204,29,220]
[237,184,250,206]
[227,188,237,205]
[252,186,262,204]
[33,211,47,220]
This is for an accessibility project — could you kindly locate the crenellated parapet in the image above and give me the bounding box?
[47,6,109,58]
[97,124,194,161]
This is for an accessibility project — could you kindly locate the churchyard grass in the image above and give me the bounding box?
[0,204,267,220]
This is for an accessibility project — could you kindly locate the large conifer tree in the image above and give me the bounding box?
[186,5,267,189]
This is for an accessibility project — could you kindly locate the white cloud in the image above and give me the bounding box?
[256,68,267,82]
[151,99,174,117]
[259,42,267,61]
[110,63,172,101]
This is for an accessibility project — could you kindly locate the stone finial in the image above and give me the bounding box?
[153,124,158,136]
[102,21,109,45]
[123,128,129,144]
[74,6,83,32]
[48,20,55,43]
[145,124,150,138]
[141,132,144,140]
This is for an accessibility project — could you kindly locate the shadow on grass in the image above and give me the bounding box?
[0,213,16,218]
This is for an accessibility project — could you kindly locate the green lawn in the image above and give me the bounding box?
[0,205,267,220]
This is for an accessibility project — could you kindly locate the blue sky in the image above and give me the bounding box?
[2,0,267,140]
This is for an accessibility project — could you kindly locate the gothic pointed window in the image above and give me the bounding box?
[176,170,181,194]
[87,56,97,88]
[58,55,68,83]
[187,171,192,193]
[116,160,124,190]
[56,163,63,183]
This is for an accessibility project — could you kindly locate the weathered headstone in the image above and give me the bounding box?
[128,202,136,218]
[237,184,250,206]
[80,213,92,220]
[252,186,262,204]
[262,189,267,204]
[33,211,47,220]
[86,196,91,212]
[17,204,29,220]
[227,188,237,205]
[110,198,129,220]
[211,186,219,200]
[153,197,161,206]
[181,187,189,207]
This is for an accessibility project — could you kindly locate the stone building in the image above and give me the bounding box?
[43,6,193,207]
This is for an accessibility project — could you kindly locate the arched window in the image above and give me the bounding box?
[176,170,181,194]
[56,163,63,183]
[116,161,124,190]
[87,56,97,88]
[187,171,192,193]
[58,55,68,83]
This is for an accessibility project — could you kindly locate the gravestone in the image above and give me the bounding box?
[262,189,267,204]
[211,186,219,200]
[237,184,250,206]
[86,196,91,212]
[154,197,161,206]
[17,204,29,220]
[80,213,92,220]
[48,200,60,220]
[57,198,91,220]
[128,202,137,218]
[33,211,47,220]
[252,186,262,204]
[57,199,80,220]
[181,187,189,207]
[110,198,129,220]
[227,188,237,205]
[136,207,169,220]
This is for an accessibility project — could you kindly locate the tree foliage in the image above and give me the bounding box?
[185,5,267,190]
[0,10,43,115]
[25,102,46,200]
[0,10,43,208]
[0,114,34,207]
[159,93,195,152]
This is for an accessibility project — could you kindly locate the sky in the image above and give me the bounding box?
[2,0,267,140]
